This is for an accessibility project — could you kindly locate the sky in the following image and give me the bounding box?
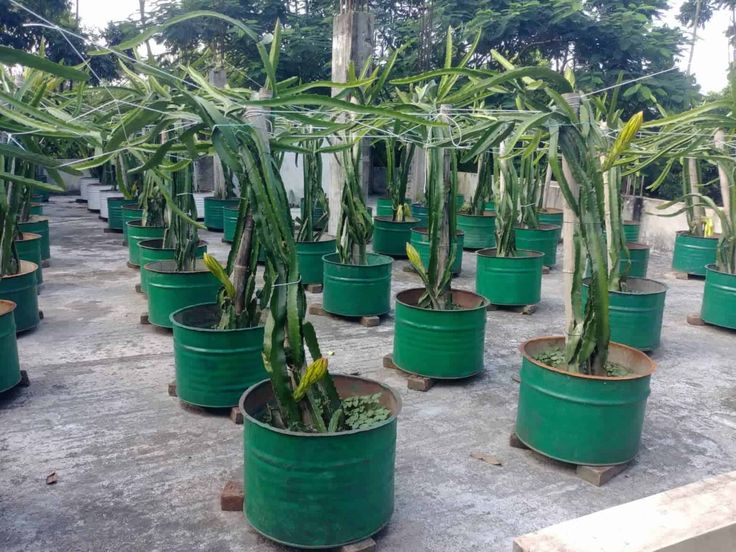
[76,0,732,94]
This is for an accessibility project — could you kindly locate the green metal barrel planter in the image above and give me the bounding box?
[32,189,50,203]
[455,194,465,211]
[476,249,544,306]
[240,375,401,549]
[672,231,718,276]
[372,216,417,257]
[0,261,39,333]
[299,198,326,231]
[411,203,428,228]
[145,260,221,329]
[514,224,560,267]
[15,233,43,285]
[484,200,496,212]
[701,264,736,329]
[222,205,241,243]
[0,301,21,393]
[204,197,240,231]
[30,203,43,216]
[623,221,641,243]
[457,212,496,250]
[515,336,655,466]
[126,222,166,268]
[139,239,207,295]
[393,288,487,379]
[409,228,463,275]
[296,237,337,285]
[376,197,393,217]
[622,242,650,278]
[171,303,266,407]
[121,205,144,245]
[322,253,392,317]
[18,216,50,260]
[108,198,137,232]
[582,278,667,352]
[538,208,563,242]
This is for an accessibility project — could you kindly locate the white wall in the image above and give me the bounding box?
[280,151,332,207]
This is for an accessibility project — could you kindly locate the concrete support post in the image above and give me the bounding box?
[194,67,228,195]
[407,147,426,203]
[561,92,581,332]
[328,9,375,236]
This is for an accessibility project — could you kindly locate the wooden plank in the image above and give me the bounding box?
[513,471,736,552]
[576,463,629,487]
[687,313,706,326]
[339,538,377,552]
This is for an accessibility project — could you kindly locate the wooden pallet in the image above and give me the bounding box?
[509,432,631,486]
[304,283,323,294]
[103,227,122,234]
[219,480,377,551]
[673,271,705,281]
[135,283,143,294]
[383,353,435,392]
[139,312,172,334]
[127,261,139,270]
[41,260,50,269]
[486,303,537,315]
[308,302,382,328]
[542,266,551,274]
[168,381,243,424]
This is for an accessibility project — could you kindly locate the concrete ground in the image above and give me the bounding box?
[2,197,735,552]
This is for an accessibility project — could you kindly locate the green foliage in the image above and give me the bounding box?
[342,394,391,430]
[296,137,328,243]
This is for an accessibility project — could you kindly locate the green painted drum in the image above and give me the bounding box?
[457,213,496,250]
[0,261,39,333]
[515,336,655,466]
[171,303,266,407]
[322,253,392,317]
[622,242,649,278]
[476,249,544,306]
[514,225,560,267]
[411,203,428,228]
[108,198,137,232]
[582,278,667,351]
[121,205,144,244]
[672,231,718,276]
[0,301,20,393]
[372,217,417,257]
[409,228,463,275]
[299,198,326,231]
[30,203,43,216]
[126,222,166,267]
[32,190,50,203]
[623,221,641,243]
[701,264,736,329]
[484,200,496,212]
[139,239,207,295]
[240,375,401,549]
[393,289,487,379]
[538,209,563,242]
[296,238,337,285]
[376,197,393,217]
[455,194,465,211]
[145,260,221,328]
[204,197,240,231]
[15,233,43,285]
[222,205,241,243]
[18,216,50,260]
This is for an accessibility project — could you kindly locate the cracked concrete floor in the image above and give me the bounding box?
[1,197,735,551]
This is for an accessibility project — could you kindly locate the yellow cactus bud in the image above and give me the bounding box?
[293,357,329,401]
[704,217,714,237]
[406,243,425,273]
[203,253,235,299]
